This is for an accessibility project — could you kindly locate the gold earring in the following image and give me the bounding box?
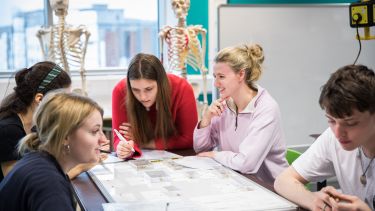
[64,144,71,153]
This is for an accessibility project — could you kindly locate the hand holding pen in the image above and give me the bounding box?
[114,128,135,159]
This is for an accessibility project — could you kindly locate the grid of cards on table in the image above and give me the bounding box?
[89,150,297,211]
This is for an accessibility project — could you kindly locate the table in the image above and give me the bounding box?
[72,149,196,210]
[71,149,301,210]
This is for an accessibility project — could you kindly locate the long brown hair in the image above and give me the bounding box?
[126,53,176,146]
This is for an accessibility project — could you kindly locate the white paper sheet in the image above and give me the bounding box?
[173,156,221,170]
[101,154,123,164]
[103,201,204,211]
[139,149,182,160]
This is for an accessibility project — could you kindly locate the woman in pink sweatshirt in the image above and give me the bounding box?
[194,43,288,185]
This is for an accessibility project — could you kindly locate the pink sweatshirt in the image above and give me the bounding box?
[194,85,288,184]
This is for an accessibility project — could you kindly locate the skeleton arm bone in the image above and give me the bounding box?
[159,26,172,64]
[186,25,208,106]
[196,27,208,106]
[36,28,52,59]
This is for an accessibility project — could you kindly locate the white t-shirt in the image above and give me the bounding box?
[293,128,374,210]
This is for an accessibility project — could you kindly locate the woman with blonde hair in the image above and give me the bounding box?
[0,61,71,181]
[0,92,107,210]
[194,43,288,185]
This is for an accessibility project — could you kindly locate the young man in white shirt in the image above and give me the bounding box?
[274,64,375,211]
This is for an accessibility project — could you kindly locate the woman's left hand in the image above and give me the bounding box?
[197,151,215,158]
[68,163,97,179]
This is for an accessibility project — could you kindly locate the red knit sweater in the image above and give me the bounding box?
[111,74,198,156]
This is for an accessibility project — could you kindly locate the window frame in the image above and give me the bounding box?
[1,0,167,78]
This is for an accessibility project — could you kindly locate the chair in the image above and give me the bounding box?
[286,148,302,165]
[286,149,311,191]
[285,148,312,190]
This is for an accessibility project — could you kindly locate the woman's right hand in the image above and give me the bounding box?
[116,139,135,159]
[200,98,227,128]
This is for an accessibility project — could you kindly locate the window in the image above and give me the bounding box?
[59,0,159,70]
[0,0,159,73]
[0,0,44,72]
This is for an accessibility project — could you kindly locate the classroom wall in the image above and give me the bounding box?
[190,0,372,150]
[218,4,375,149]
[187,0,358,67]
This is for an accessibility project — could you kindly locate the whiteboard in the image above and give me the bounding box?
[218,4,375,147]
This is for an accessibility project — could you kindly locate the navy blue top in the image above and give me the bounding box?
[0,113,25,181]
[0,151,76,211]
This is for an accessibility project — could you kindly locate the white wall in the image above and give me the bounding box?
[218,4,375,148]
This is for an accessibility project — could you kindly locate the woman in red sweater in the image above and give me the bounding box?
[112,53,198,159]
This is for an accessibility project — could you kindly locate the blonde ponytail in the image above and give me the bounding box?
[18,133,41,155]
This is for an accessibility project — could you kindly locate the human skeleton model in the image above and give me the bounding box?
[37,0,90,95]
[159,0,208,108]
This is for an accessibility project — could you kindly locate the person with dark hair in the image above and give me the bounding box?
[0,91,107,210]
[193,43,288,185]
[275,65,375,211]
[0,61,71,182]
[112,53,198,158]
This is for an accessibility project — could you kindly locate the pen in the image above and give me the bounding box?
[114,129,135,152]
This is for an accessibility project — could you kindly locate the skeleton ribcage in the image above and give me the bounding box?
[166,27,203,73]
[49,26,85,71]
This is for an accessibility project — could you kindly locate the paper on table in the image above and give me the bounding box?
[138,149,182,160]
[102,201,204,211]
[173,156,221,170]
[91,153,297,210]
[98,151,181,164]
[101,154,123,164]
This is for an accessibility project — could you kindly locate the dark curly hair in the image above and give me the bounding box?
[0,61,71,119]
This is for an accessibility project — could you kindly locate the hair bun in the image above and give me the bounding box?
[247,44,264,64]
[15,68,30,86]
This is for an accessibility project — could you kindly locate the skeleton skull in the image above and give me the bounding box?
[171,0,190,19]
[49,0,69,16]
